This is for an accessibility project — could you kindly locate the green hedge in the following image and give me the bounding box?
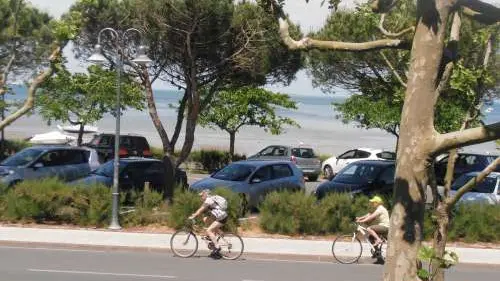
[0,178,111,226]
[259,192,372,235]
[448,203,500,243]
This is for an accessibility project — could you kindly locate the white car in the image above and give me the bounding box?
[449,172,500,205]
[321,148,396,180]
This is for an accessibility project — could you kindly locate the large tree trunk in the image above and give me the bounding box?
[383,1,452,280]
[229,131,236,160]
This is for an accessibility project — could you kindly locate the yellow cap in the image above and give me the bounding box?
[369,196,384,204]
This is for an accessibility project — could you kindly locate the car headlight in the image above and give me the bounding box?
[0,170,14,177]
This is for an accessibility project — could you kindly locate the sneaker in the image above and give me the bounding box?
[210,247,222,259]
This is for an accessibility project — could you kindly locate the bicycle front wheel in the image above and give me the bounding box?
[170,230,198,258]
[332,234,363,264]
[218,233,244,260]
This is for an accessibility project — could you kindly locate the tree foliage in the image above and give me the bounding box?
[38,65,144,145]
[308,2,498,138]
[69,0,302,166]
[199,87,299,156]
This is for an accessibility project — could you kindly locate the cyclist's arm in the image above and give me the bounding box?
[358,212,378,223]
[189,204,208,219]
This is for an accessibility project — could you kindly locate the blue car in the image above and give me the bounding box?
[0,146,100,187]
[314,160,395,200]
[189,160,305,209]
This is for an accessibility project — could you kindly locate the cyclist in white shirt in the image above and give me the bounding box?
[356,196,390,246]
[189,189,228,257]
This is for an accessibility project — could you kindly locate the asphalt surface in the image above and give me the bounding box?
[0,245,498,281]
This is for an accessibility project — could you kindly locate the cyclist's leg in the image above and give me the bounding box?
[367,225,384,245]
[207,220,224,250]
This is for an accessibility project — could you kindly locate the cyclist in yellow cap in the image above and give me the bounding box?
[356,196,390,246]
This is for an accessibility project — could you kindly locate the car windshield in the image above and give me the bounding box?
[452,175,497,193]
[92,161,126,177]
[212,163,256,181]
[0,148,44,167]
[334,163,383,184]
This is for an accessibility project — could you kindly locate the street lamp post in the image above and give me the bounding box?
[88,28,151,230]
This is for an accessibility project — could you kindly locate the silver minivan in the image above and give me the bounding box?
[0,146,100,187]
[248,145,321,181]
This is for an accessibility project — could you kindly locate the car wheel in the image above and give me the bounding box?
[308,174,319,182]
[323,165,334,179]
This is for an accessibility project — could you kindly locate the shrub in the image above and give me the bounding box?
[121,189,167,226]
[0,178,112,226]
[448,203,500,243]
[259,191,322,235]
[199,150,231,172]
[150,147,164,160]
[318,193,355,233]
[318,153,332,164]
[168,189,200,230]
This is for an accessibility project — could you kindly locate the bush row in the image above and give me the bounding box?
[1,179,498,243]
[259,191,500,242]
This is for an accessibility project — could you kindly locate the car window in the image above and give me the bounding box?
[259,146,275,156]
[291,148,315,158]
[100,136,112,146]
[355,150,371,159]
[212,163,255,181]
[147,162,165,174]
[0,148,44,166]
[62,150,88,165]
[39,151,67,167]
[456,155,477,167]
[338,150,356,159]
[335,163,383,184]
[378,166,395,184]
[120,136,133,148]
[376,152,396,160]
[272,164,293,179]
[252,165,273,182]
[452,175,497,193]
[273,146,287,156]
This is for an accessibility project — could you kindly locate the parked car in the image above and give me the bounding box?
[321,148,396,180]
[189,160,305,210]
[314,160,395,200]
[248,145,321,181]
[0,146,100,187]
[434,152,500,185]
[70,158,188,192]
[449,172,500,205]
[83,133,153,163]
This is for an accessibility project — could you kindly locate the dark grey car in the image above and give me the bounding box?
[0,146,100,187]
[248,145,321,181]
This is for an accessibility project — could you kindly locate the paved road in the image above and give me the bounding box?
[188,173,322,194]
[0,245,498,281]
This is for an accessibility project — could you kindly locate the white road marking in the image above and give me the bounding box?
[0,245,106,253]
[28,269,176,279]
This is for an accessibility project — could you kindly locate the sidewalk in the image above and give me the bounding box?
[1,226,500,265]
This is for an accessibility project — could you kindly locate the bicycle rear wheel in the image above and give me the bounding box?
[332,234,363,264]
[218,233,244,260]
[170,230,198,258]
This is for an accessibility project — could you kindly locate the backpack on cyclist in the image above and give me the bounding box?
[211,195,227,211]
